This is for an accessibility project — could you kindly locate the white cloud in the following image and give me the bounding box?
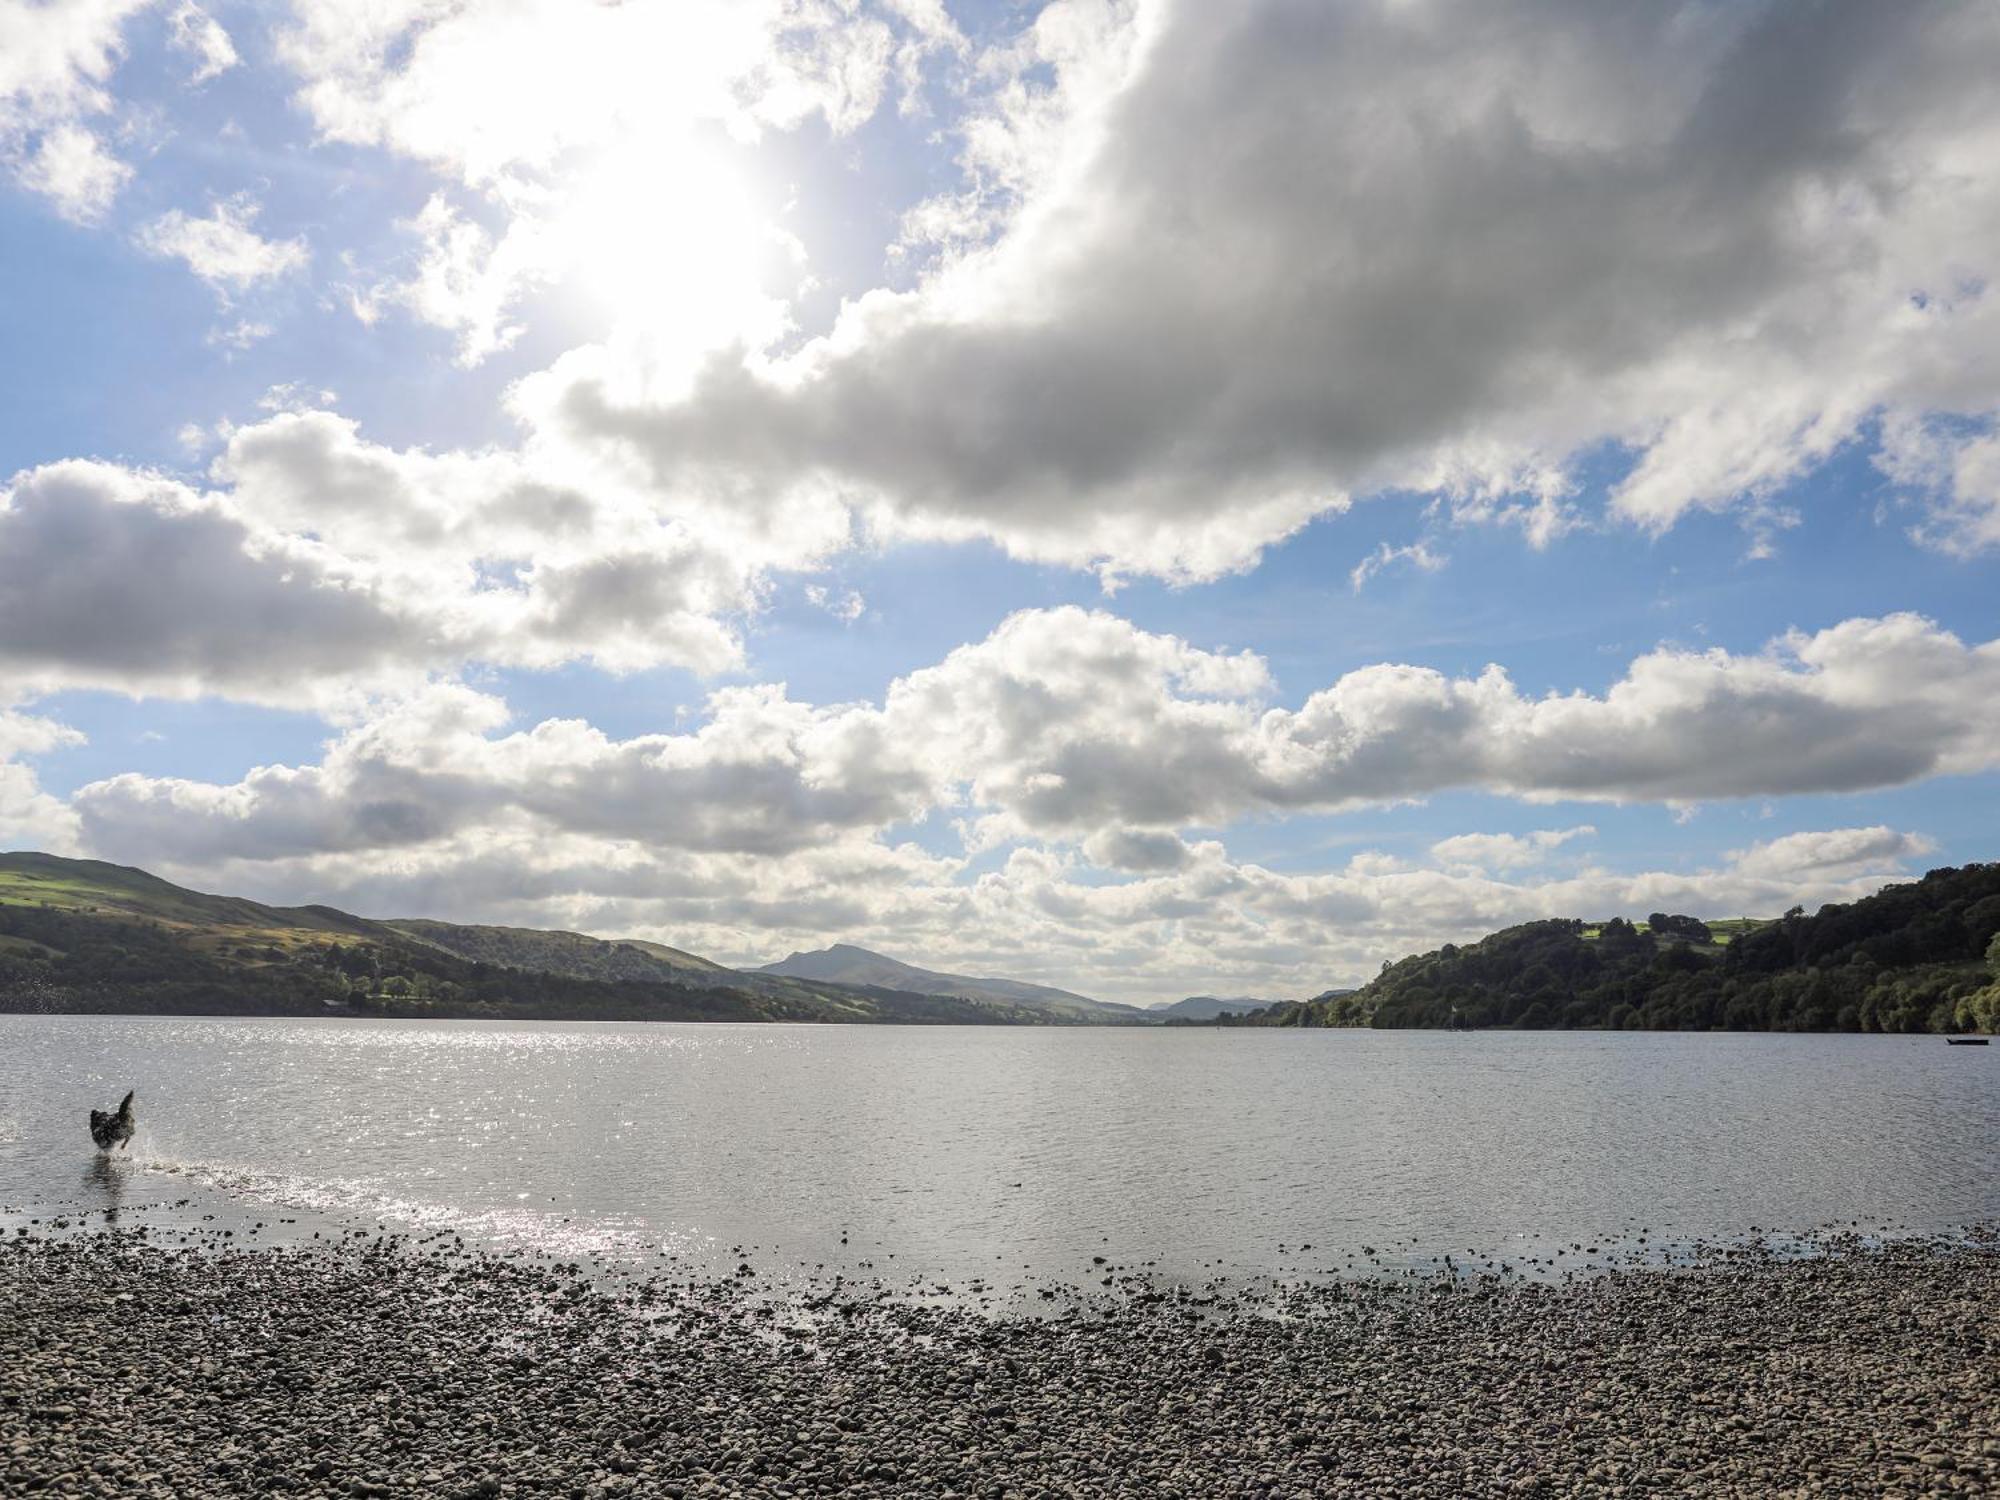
[166,1,236,85]
[0,459,421,707]
[804,584,866,623]
[1876,412,2000,557]
[16,119,129,220]
[0,0,147,220]
[380,193,554,366]
[0,404,850,705]
[206,317,273,351]
[137,194,309,293]
[283,0,958,368]
[504,0,2000,581]
[1727,826,1939,884]
[0,695,83,854]
[870,608,2000,843]
[1431,827,1596,874]
[57,606,2000,879]
[255,382,339,414]
[277,0,957,182]
[1350,540,1445,593]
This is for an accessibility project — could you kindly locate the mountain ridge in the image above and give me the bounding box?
[1148,995,1276,1020]
[757,941,1142,1020]
[0,852,1101,1026]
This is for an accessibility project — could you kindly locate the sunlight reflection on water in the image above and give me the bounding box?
[1,1016,1992,1283]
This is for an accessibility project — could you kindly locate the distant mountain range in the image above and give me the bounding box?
[0,849,1264,1028]
[16,848,1978,1034]
[759,942,1144,1021]
[1147,995,1276,1021]
[0,852,1146,1026]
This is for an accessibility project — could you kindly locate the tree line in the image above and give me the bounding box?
[1203,863,2000,1034]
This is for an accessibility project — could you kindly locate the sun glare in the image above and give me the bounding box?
[554,136,793,380]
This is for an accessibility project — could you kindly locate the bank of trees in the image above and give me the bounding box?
[1226,864,2000,1033]
[0,901,815,1022]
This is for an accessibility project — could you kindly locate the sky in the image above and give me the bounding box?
[1,0,1998,1005]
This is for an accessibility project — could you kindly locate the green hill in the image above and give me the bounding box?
[0,851,380,938]
[1218,865,2000,1034]
[386,919,729,985]
[0,852,1073,1026]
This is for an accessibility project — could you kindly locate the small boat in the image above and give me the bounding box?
[1946,1037,1990,1046]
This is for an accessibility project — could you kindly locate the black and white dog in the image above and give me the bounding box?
[89,1091,136,1151]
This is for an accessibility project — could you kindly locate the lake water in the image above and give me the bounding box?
[1,1016,1993,1292]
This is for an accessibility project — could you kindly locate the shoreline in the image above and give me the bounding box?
[4,1228,1995,1498]
[6,1007,1995,1037]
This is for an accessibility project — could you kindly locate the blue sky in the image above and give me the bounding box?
[1,0,1997,1002]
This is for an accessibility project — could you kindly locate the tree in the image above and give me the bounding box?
[1646,912,1713,943]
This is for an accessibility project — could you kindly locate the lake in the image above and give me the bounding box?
[2,1016,1993,1291]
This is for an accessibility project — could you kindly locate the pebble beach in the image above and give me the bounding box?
[3,1226,1995,1499]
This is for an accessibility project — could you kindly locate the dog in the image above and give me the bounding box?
[89,1091,136,1152]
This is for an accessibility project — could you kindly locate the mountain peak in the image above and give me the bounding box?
[755,943,1136,1019]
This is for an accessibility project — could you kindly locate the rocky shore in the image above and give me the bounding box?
[3,1229,1996,1499]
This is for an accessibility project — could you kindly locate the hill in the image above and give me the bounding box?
[0,851,381,938]
[0,853,1084,1026]
[1211,866,2000,1034]
[757,942,1143,1021]
[387,919,728,985]
[1150,995,1275,1021]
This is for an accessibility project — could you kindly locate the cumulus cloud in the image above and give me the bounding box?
[0,405,846,705]
[1081,828,1199,874]
[0,0,146,220]
[1727,826,1939,884]
[0,696,83,853]
[136,194,309,293]
[0,460,417,705]
[72,676,935,868]
[16,120,129,220]
[1431,827,1596,874]
[875,608,2000,843]
[61,606,2000,874]
[507,0,2000,580]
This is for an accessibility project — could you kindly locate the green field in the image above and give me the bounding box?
[1576,915,1770,946]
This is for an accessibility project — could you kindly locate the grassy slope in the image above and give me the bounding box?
[0,853,1095,1025]
[0,853,388,972]
[386,920,730,985]
[0,852,372,932]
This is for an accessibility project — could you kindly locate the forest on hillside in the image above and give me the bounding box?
[0,899,828,1022]
[0,898,1044,1025]
[1212,863,2000,1034]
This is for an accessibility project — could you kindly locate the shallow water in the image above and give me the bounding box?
[1,1016,1993,1286]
